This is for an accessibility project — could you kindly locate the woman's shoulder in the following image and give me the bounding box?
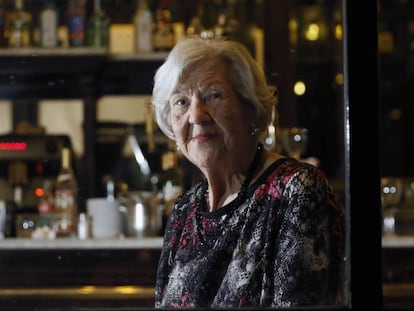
[257,153,331,192]
[257,154,342,222]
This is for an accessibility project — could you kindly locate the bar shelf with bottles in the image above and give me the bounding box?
[0,0,265,96]
[0,0,265,57]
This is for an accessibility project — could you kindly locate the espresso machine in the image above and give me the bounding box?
[0,133,72,237]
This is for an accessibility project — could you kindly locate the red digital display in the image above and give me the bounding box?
[0,142,27,151]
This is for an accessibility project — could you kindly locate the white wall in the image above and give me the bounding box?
[38,99,84,156]
[0,101,12,134]
[38,95,150,156]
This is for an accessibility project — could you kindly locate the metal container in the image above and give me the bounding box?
[118,191,162,238]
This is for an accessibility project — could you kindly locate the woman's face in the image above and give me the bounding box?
[169,58,255,172]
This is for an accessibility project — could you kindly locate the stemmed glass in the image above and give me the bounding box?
[263,106,283,152]
[381,177,403,235]
[280,127,309,159]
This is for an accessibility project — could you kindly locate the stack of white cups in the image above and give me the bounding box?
[86,198,120,239]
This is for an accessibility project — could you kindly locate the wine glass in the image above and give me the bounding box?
[381,177,403,235]
[280,127,309,159]
[263,107,283,152]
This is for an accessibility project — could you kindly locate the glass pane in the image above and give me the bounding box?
[378,1,414,309]
[287,0,348,308]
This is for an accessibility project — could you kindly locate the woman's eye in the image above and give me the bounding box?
[175,98,187,106]
[205,90,223,102]
[171,96,188,107]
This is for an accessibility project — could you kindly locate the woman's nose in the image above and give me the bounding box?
[188,95,211,124]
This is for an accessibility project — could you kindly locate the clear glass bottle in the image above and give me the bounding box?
[7,0,32,48]
[87,0,110,48]
[77,212,91,240]
[54,147,78,237]
[133,0,153,53]
[39,0,58,47]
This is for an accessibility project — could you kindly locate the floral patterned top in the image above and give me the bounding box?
[155,157,345,309]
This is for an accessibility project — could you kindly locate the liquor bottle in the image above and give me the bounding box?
[213,0,240,41]
[152,0,175,51]
[203,0,217,31]
[87,0,110,48]
[37,180,55,229]
[133,0,153,53]
[186,2,204,36]
[7,0,32,48]
[39,0,58,47]
[5,162,28,237]
[67,0,86,47]
[0,0,7,47]
[8,161,28,208]
[54,147,78,237]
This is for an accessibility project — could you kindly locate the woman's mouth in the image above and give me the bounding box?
[191,133,216,142]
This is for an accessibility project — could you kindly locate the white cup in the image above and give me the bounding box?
[86,198,120,239]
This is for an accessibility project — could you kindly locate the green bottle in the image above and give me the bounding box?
[87,0,110,48]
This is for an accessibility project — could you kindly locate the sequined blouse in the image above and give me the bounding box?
[155,157,345,309]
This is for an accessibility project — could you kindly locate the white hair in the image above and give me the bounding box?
[151,35,278,140]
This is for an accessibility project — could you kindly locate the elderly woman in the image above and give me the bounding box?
[151,35,345,309]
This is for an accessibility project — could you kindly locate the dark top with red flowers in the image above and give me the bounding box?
[155,158,345,309]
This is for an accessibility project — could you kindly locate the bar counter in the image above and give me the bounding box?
[0,236,164,250]
[382,235,414,309]
[0,237,163,310]
[0,233,406,249]
[0,235,413,310]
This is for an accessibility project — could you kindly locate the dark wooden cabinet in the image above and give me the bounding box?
[0,239,162,310]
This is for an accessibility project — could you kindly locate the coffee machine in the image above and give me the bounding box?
[0,134,72,237]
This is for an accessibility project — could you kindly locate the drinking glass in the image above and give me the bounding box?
[280,127,309,159]
[381,177,403,235]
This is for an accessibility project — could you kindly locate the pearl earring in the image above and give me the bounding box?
[251,124,259,136]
